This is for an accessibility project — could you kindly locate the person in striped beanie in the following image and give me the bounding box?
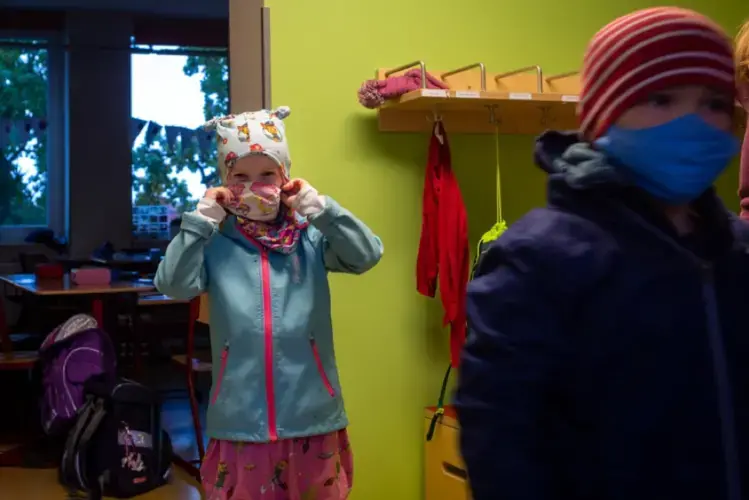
[578,6,739,211]
[456,7,749,500]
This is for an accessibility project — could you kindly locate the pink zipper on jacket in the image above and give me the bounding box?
[211,342,230,405]
[310,339,336,397]
[258,247,278,442]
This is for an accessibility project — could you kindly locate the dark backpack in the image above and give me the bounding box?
[60,378,173,499]
[39,314,117,436]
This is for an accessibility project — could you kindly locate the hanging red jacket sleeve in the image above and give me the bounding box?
[416,123,470,368]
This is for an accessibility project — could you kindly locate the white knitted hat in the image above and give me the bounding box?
[203,106,292,182]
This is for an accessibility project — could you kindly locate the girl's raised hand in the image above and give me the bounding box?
[205,187,235,205]
[281,179,326,217]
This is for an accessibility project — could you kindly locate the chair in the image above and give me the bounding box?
[13,252,77,348]
[0,288,39,371]
[5,253,48,345]
[171,294,211,480]
[0,285,41,467]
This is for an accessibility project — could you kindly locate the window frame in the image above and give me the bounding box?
[0,31,65,245]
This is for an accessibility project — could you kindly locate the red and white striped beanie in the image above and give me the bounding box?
[578,7,736,139]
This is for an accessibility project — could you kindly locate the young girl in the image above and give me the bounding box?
[736,20,749,219]
[155,107,383,499]
[456,8,749,500]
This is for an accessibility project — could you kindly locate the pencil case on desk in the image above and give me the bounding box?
[35,263,64,280]
[71,268,111,285]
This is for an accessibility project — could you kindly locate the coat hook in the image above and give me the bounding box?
[429,109,444,144]
[486,105,499,126]
[425,109,443,123]
[539,105,552,127]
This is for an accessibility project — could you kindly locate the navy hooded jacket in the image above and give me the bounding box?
[455,131,749,500]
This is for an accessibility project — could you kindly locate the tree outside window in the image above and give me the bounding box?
[0,41,48,227]
[131,47,228,239]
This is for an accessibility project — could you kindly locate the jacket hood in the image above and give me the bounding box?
[534,130,627,191]
[533,131,740,260]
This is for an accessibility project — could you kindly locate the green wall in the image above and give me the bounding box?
[266,1,746,498]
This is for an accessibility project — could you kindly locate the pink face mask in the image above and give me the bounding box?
[224,182,281,221]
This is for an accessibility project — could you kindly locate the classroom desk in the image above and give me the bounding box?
[138,293,190,306]
[0,274,154,296]
[0,275,156,467]
[90,254,160,274]
[0,274,154,364]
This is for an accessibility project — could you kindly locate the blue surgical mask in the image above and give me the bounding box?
[594,113,739,204]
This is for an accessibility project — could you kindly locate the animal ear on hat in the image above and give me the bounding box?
[202,117,219,131]
[272,106,291,120]
[202,114,235,131]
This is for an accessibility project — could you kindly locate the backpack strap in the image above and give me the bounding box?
[427,224,504,441]
[426,364,452,442]
[151,398,162,484]
[62,398,95,487]
[78,399,107,499]
[62,396,106,499]
[87,476,105,500]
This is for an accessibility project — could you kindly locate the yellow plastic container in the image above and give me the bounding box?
[424,406,471,500]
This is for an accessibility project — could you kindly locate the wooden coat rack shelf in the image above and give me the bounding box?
[373,61,747,136]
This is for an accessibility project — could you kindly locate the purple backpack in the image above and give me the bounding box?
[39,314,116,435]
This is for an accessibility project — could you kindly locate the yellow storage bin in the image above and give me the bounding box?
[424,406,472,500]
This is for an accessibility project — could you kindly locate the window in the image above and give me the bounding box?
[130,45,228,240]
[0,35,64,244]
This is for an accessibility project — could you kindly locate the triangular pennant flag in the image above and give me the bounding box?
[195,127,214,155]
[144,121,162,145]
[179,127,195,149]
[164,126,180,152]
[8,119,30,145]
[0,118,12,149]
[130,118,146,146]
[33,118,48,136]
[23,118,37,139]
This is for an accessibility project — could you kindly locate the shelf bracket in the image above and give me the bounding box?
[495,65,543,93]
[441,63,487,91]
[545,70,579,83]
[382,61,428,88]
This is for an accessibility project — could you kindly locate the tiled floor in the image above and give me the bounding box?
[0,361,211,499]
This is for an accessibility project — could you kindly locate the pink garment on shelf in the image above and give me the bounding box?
[358,69,448,109]
[201,429,353,500]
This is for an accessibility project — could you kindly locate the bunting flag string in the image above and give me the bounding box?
[0,116,217,155]
[131,118,216,155]
[0,117,49,149]
[130,118,146,146]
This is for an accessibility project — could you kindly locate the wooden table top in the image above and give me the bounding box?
[138,293,190,306]
[0,274,155,296]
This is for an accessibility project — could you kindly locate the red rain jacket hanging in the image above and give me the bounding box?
[416,122,470,368]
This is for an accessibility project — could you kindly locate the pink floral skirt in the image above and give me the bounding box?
[201,429,353,500]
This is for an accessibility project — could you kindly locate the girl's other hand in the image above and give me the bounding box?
[281,179,305,196]
[281,179,307,208]
[205,187,235,205]
[281,179,326,216]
